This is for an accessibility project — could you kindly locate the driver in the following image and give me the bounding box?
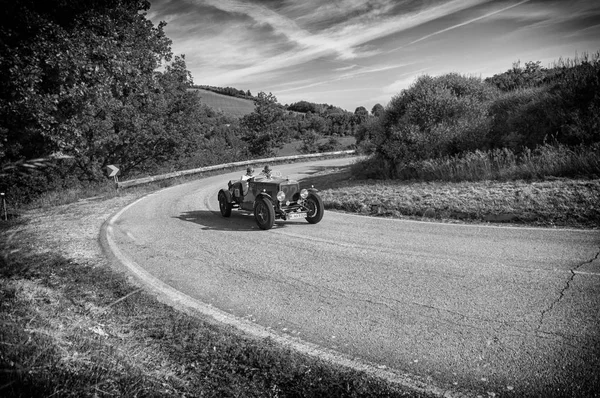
[262,165,272,179]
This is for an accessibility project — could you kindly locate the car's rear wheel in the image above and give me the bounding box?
[254,197,275,230]
[305,192,324,224]
[218,189,232,217]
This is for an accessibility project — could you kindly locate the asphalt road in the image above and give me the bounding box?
[106,158,600,397]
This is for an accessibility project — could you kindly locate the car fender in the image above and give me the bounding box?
[255,191,273,202]
[219,188,232,203]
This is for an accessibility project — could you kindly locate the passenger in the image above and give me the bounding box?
[241,166,254,181]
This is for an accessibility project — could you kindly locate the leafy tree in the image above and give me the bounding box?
[371,103,385,117]
[354,117,383,154]
[0,0,180,178]
[0,0,220,204]
[485,61,547,91]
[240,92,289,156]
[304,113,327,135]
[353,106,369,125]
[287,100,317,113]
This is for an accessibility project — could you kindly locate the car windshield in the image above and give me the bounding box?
[255,170,282,180]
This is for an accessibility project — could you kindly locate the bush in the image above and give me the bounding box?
[487,52,600,150]
[372,74,499,177]
[359,143,600,182]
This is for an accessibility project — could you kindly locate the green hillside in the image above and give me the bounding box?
[190,88,255,117]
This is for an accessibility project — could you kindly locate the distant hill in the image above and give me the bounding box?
[190,88,255,118]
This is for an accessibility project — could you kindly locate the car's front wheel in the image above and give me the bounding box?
[305,192,324,224]
[254,197,275,230]
[218,189,232,217]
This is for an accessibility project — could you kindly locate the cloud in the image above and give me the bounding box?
[170,0,491,85]
[149,0,600,110]
[401,0,531,48]
[273,62,411,94]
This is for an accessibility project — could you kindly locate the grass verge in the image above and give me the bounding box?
[301,164,600,229]
[0,187,430,398]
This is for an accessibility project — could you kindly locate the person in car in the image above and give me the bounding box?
[241,166,254,181]
[262,165,272,179]
[238,166,255,196]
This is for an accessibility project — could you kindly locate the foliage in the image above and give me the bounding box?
[353,106,369,124]
[487,53,600,150]
[194,85,253,99]
[240,92,290,157]
[485,61,547,91]
[373,143,600,182]
[356,53,600,180]
[286,101,356,136]
[0,0,229,204]
[372,73,498,176]
[287,100,318,113]
[371,103,385,117]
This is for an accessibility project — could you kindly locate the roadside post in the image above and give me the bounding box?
[1,192,6,221]
[105,165,121,191]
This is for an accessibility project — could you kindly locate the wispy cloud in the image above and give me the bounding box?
[275,62,412,94]
[400,0,531,48]
[148,0,600,110]
[178,0,490,85]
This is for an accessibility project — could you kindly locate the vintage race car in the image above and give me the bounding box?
[217,166,324,230]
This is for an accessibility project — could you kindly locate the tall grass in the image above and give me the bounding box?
[357,143,600,182]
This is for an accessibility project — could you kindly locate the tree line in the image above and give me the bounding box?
[356,53,600,178]
[194,85,253,99]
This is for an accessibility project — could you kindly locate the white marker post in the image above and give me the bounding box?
[1,192,6,221]
[106,165,121,191]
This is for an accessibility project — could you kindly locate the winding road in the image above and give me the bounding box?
[105,157,600,397]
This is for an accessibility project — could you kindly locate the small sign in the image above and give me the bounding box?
[106,165,120,177]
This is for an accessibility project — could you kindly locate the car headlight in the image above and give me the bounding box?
[300,189,309,199]
[276,191,286,202]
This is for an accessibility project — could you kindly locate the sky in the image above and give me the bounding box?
[146,0,600,112]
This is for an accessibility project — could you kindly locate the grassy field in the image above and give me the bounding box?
[276,136,357,157]
[190,88,255,117]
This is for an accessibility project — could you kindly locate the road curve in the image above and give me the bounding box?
[105,158,600,397]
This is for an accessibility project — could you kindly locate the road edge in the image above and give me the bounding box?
[99,188,479,398]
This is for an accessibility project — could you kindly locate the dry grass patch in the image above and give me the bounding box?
[301,167,600,228]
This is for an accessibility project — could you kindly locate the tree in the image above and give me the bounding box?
[485,61,547,91]
[0,0,219,205]
[371,103,385,117]
[353,106,369,125]
[240,92,289,156]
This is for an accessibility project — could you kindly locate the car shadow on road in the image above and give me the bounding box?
[176,210,291,232]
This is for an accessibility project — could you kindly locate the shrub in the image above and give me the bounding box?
[362,143,600,182]
[373,73,498,177]
[487,52,600,150]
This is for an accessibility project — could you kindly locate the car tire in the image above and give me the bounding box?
[254,197,275,230]
[218,189,232,217]
[305,192,324,224]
